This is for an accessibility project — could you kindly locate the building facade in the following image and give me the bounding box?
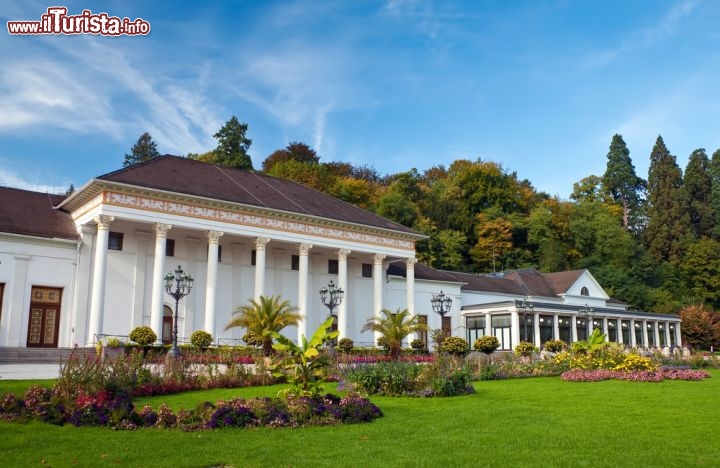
[0,156,681,350]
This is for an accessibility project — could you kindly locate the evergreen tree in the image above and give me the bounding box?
[123,132,160,167]
[212,116,253,170]
[684,148,713,238]
[645,136,691,262]
[709,148,720,239]
[601,134,646,231]
[64,184,75,196]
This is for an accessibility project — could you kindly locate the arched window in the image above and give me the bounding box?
[580,286,589,296]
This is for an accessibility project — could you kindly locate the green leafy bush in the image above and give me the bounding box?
[473,336,500,355]
[514,341,537,357]
[242,332,263,347]
[338,337,354,354]
[128,326,156,346]
[190,330,213,349]
[410,339,426,350]
[440,336,470,356]
[376,336,389,351]
[543,339,568,353]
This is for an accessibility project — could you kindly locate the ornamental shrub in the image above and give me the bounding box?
[410,339,426,350]
[473,336,500,355]
[242,332,263,347]
[514,341,537,357]
[543,339,568,353]
[190,330,213,349]
[440,336,470,357]
[128,326,156,346]
[338,337,354,354]
[376,336,390,351]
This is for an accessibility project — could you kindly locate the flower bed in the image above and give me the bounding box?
[561,368,711,382]
[0,386,381,430]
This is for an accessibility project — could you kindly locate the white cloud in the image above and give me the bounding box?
[0,166,68,193]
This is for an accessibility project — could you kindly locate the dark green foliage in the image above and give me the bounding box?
[262,141,320,172]
[190,330,212,349]
[123,132,159,167]
[207,116,253,169]
[645,136,692,262]
[128,326,156,346]
[439,336,470,357]
[602,134,646,231]
[710,148,720,239]
[473,335,499,355]
[338,338,354,354]
[684,149,714,238]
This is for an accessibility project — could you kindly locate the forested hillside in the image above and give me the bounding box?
[260,135,720,316]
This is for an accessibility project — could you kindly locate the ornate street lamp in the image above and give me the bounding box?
[515,298,534,342]
[578,304,594,338]
[164,265,193,358]
[430,290,452,317]
[319,280,343,348]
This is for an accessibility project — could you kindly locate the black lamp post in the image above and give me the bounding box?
[319,280,343,348]
[431,291,452,317]
[164,265,193,358]
[515,298,534,342]
[578,304,594,338]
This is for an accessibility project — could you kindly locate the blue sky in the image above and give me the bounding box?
[1,0,719,198]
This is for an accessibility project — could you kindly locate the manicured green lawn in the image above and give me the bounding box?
[1,371,718,467]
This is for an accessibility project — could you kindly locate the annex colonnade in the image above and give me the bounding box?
[465,302,682,352]
[81,206,419,347]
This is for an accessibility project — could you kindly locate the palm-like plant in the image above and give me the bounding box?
[225,295,302,356]
[362,308,429,360]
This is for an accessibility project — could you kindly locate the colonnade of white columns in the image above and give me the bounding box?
[83,218,412,345]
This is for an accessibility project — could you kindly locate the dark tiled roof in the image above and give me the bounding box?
[96,156,421,236]
[544,269,585,295]
[0,187,78,240]
[388,263,585,299]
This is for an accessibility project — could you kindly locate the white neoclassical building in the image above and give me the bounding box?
[0,155,681,350]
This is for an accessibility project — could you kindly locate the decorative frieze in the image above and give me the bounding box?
[103,191,414,251]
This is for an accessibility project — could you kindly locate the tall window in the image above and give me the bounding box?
[291,255,299,271]
[466,316,486,345]
[539,315,554,344]
[492,315,512,350]
[328,259,339,275]
[251,250,256,266]
[418,315,428,348]
[519,313,533,342]
[108,232,124,251]
[361,263,372,278]
[576,318,588,341]
[608,320,617,342]
[165,239,175,257]
[0,283,4,325]
[558,316,572,343]
[635,322,644,346]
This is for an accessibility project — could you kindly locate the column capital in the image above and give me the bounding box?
[154,223,172,238]
[405,257,417,269]
[373,253,386,266]
[207,230,224,244]
[255,237,270,251]
[337,248,351,261]
[93,215,114,230]
[299,243,313,256]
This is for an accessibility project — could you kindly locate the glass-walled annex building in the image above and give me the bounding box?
[458,269,682,352]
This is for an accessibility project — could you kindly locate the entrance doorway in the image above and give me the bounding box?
[26,286,62,348]
[162,305,173,344]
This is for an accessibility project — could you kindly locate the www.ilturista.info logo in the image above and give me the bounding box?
[7,7,150,36]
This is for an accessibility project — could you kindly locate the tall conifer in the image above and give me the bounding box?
[684,148,713,238]
[602,134,646,231]
[645,135,691,262]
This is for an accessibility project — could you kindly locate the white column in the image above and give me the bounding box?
[664,321,671,347]
[405,257,416,344]
[150,223,172,344]
[485,313,492,337]
[602,317,609,337]
[533,312,541,348]
[254,237,270,300]
[571,316,578,343]
[553,314,560,341]
[87,215,114,346]
[675,322,682,348]
[511,310,520,349]
[337,249,351,340]
[629,319,636,347]
[617,318,623,345]
[654,321,661,348]
[372,254,386,345]
[297,243,312,343]
[204,230,223,340]
[642,320,649,348]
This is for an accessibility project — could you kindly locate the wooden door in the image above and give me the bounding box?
[26,286,62,348]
